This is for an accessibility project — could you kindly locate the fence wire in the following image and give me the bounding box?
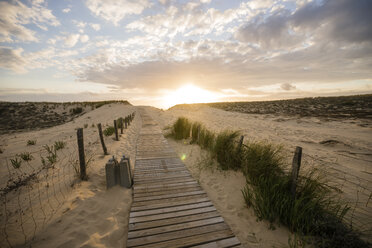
[0,112,136,247]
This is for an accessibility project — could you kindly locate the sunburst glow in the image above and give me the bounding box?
[161,84,219,109]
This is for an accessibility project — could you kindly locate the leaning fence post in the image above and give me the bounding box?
[120,118,123,134]
[77,128,87,180]
[97,123,108,155]
[291,146,302,198]
[114,120,119,141]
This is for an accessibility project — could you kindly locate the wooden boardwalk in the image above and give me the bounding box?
[127,109,241,248]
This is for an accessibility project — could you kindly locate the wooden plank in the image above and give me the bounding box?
[129,211,220,232]
[134,174,192,184]
[128,217,224,239]
[134,182,199,194]
[127,222,229,247]
[190,237,241,248]
[132,194,208,208]
[134,177,196,187]
[134,171,190,179]
[131,197,210,212]
[127,229,234,248]
[133,190,206,203]
[134,186,202,198]
[130,201,213,217]
[134,181,197,191]
[129,206,216,224]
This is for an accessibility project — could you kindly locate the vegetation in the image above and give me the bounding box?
[103,126,115,136]
[168,117,192,140]
[84,123,88,128]
[41,145,58,168]
[167,117,369,248]
[19,152,33,162]
[10,157,22,169]
[54,141,66,150]
[70,107,83,115]
[27,140,36,145]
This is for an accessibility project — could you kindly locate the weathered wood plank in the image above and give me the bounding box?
[129,211,220,232]
[129,206,216,224]
[134,186,202,198]
[127,222,229,247]
[128,217,224,239]
[130,201,213,217]
[133,181,197,191]
[127,229,234,248]
[133,190,206,203]
[131,197,210,212]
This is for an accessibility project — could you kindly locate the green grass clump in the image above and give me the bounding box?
[117,118,123,128]
[27,140,36,145]
[10,157,22,168]
[169,117,192,140]
[213,130,241,170]
[103,126,115,136]
[198,127,215,150]
[19,152,33,161]
[191,122,202,143]
[54,141,66,150]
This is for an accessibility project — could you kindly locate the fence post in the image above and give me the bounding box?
[120,118,123,134]
[238,135,244,150]
[77,128,87,180]
[197,126,200,144]
[114,120,119,141]
[97,123,108,155]
[124,117,128,129]
[291,146,302,198]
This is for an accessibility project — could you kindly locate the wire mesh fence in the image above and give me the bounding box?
[0,112,136,247]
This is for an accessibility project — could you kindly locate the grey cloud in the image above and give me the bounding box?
[0,47,27,72]
[237,0,372,49]
[292,0,372,44]
[235,9,302,48]
[280,83,296,91]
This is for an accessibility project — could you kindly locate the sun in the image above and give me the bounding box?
[161,84,219,109]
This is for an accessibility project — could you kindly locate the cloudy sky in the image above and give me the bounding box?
[0,0,371,108]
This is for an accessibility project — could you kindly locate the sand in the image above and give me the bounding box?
[1,103,139,247]
[144,105,372,244]
[1,102,371,247]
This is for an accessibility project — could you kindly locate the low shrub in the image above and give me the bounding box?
[54,141,66,150]
[19,152,33,162]
[10,157,22,168]
[27,140,36,145]
[70,107,83,115]
[103,126,115,136]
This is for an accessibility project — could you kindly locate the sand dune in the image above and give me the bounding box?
[1,102,371,247]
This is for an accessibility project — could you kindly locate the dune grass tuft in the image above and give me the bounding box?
[169,117,192,140]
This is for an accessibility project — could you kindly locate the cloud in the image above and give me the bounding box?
[64,34,80,47]
[0,47,27,73]
[85,0,151,26]
[80,35,89,43]
[90,23,101,31]
[280,83,296,91]
[0,0,60,43]
[62,8,71,13]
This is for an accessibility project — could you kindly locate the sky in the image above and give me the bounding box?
[0,0,371,109]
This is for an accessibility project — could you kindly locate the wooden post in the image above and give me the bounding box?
[114,120,119,141]
[291,146,302,198]
[77,128,87,180]
[197,126,200,144]
[238,135,244,150]
[97,123,108,155]
[124,118,128,129]
[120,118,123,134]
